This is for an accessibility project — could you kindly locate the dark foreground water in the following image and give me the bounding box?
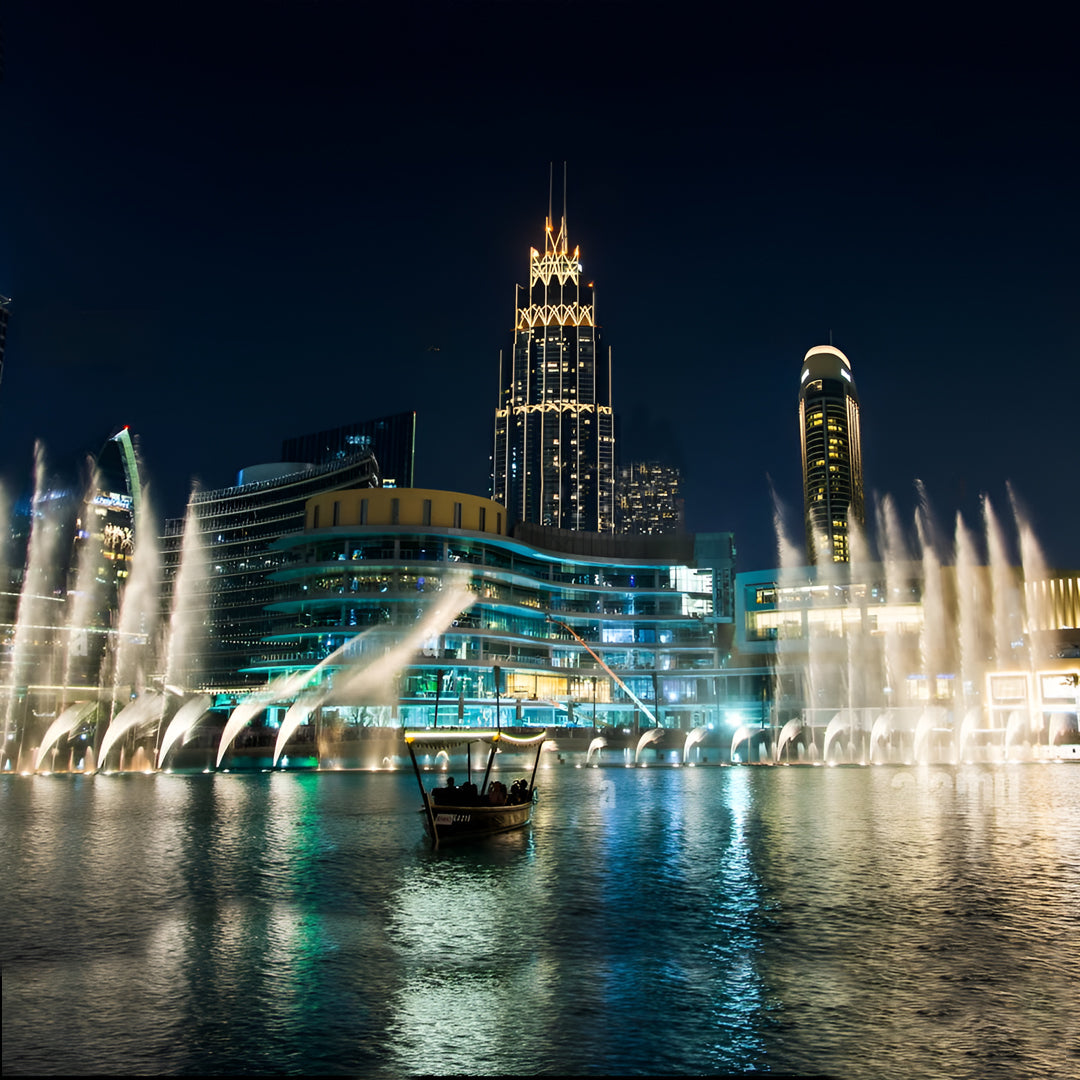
[2,761,1078,1078]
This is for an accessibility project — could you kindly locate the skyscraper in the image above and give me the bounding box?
[799,345,863,563]
[492,174,615,532]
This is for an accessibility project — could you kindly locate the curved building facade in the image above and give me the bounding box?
[252,488,741,733]
[160,453,380,693]
[799,345,863,563]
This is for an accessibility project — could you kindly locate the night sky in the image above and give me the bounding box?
[1,2,1077,572]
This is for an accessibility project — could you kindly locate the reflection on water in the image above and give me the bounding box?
[2,764,1077,1077]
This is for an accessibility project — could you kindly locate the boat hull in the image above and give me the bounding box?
[421,797,534,843]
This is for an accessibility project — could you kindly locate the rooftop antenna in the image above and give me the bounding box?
[562,160,568,252]
[548,162,553,230]
[829,329,834,347]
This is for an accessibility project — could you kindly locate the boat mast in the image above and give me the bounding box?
[405,737,440,847]
[528,739,543,793]
[480,736,497,796]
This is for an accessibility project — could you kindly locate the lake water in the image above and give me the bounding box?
[2,761,1078,1077]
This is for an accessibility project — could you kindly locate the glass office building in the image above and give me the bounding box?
[280,411,416,489]
[492,202,615,532]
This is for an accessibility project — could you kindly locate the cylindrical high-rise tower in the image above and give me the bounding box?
[799,345,864,563]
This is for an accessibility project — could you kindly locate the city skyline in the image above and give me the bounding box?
[0,3,1077,571]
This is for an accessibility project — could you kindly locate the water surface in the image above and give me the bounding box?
[2,762,1077,1076]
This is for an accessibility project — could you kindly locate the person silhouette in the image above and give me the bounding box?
[432,776,456,804]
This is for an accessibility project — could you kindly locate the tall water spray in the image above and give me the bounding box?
[3,443,64,765]
[983,493,1021,668]
[846,519,876,711]
[60,460,107,697]
[1008,482,1054,745]
[915,481,949,696]
[0,482,9,612]
[875,493,915,703]
[109,491,161,699]
[771,488,804,727]
[161,493,208,696]
[953,511,987,710]
[1009,482,1051,639]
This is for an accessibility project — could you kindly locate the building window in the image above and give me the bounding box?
[391,498,400,525]
[332,500,341,526]
[453,502,462,529]
[496,512,502,534]
[479,507,486,532]
[312,505,320,528]
[422,499,432,526]
[360,498,368,525]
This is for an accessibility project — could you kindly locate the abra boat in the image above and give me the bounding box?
[404,728,548,847]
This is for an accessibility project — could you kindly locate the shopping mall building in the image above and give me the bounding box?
[241,487,763,739]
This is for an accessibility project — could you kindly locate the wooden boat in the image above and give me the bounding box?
[403,728,547,847]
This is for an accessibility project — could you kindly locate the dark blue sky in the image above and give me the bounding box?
[1,1,1077,571]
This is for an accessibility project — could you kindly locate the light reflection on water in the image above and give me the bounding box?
[2,763,1078,1077]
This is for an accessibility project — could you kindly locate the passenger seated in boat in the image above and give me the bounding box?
[487,780,507,806]
[460,781,480,805]
[431,776,457,805]
[508,778,529,804]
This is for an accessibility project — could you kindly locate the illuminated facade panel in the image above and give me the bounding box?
[492,196,615,533]
[798,345,863,563]
[617,462,684,536]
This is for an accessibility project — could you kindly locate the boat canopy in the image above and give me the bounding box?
[403,728,548,750]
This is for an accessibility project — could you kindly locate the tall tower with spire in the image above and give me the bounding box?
[492,169,615,532]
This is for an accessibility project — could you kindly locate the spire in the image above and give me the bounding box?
[562,161,568,254]
[548,161,553,227]
[538,163,574,260]
[546,162,554,253]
